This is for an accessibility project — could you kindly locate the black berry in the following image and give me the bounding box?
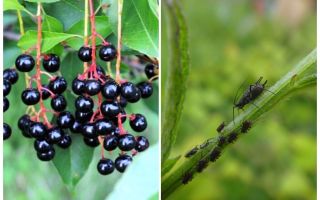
[49,76,67,94]
[75,110,93,124]
[103,135,118,151]
[100,101,121,117]
[3,68,19,84]
[15,54,35,72]
[34,139,53,153]
[43,54,60,72]
[75,95,94,112]
[85,79,101,96]
[137,82,153,98]
[130,114,147,132]
[21,88,40,105]
[95,119,115,135]
[51,95,67,112]
[145,64,158,79]
[3,123,11,140]
[99,44,117,61]
[57,111,75,129]
[47,127,64,144]
[115,154,132,173]
[135,136,149,152]
[84,137,100,147]
[29,122,47,139]
[101,79,120,100]
[37,148,55,161]
[97,158,115,175]
[70,121,83,133]
[118,134,136,151]
[4,97,9,112]
[57,135,72,149]
[72,78,85,95]
[18,115,32,138]
[78,46,92,62]
[82,123,98,138]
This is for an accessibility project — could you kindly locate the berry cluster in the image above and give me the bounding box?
[73,43,157,175]
[3,68,19,140]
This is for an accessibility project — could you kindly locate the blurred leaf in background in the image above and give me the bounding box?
[162,0,316,199]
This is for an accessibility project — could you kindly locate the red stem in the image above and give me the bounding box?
[88,0,98,78]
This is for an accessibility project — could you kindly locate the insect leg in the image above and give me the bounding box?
[256,76,263,84]
[264,88,275,95]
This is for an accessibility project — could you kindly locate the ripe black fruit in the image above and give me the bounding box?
[129,114,147,132]
[99,44,117,61]
[51,95,67,112]
[210,148,221,162]
[22,88,40,105]
[120,82,139,100]
[15,54,35,72]
[37,148,55,161]
[137,82,153,98]
[95,119,115,135]
[41,85,51,100]
[181,172,193,185]
[57,111,75,129]
[135,136,149,152]
[72,78,85,95]
[145,64,158,79]
[83,137,100,147]
[4,97,9,112]
[118,134,136,151]
[70,121,83,134]
[78,46,92,62]
[49,76,67,94]
[97,158,115,175]
[34,139,53,153]
[115,154,132,173]
[43,54,60,72]
[103,135,118,151]
[100,101,121,117]
[85,79,101,96]
[47,127,64,144]
[58,135,72,149]
[75,95,94,112]
[18,115,32,138]
[3,123,11,140]
[3,68,19,84]
[29,122,47,139]
[3,79,11,96]
[75,110,93,124]
[82,123,98,138]
[101,79,120,100]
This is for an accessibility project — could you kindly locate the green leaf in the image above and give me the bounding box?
[106,144,159,200]
[18,30,80,52]
[148,0,158,18]
[25,0,60,3]
[161,155,181,176]
[66,16,113,50]
[161,1,190,164]
[4,0,25,11]
[107,0,159,57]
[42,14,64,32]
[52,133,94,187]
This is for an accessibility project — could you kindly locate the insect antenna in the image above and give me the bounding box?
[256,76,263,84]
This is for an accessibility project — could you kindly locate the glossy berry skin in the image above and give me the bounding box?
[18,115,32,138]
[96,65,106,76]
[99,44,117,61]
[126,90,141,103]
[137,82,153,98]
[97,158,115,175]
[118,134,136,151]
[41,85,51,100]
[111,127,120,137]
[75,95,94,112]
[49,76,67,94]
[37,148,55,161]
[145,64,158,79]
[15,54,35,72]
[29,122,47,139]
[3,79,11,96]
[135,136,149,152]
[4,97,9,112]
[101,79,120,100]
[95,119,115,135]
[111,109,126,125]
[3,68,19,84]
[83,137,100,147]
[58,135,72,149]
[57,111,75,129]
[78,46,92,62]
[22,88,40,105]
[100,101,121,117]
[70,121,83,133]
[120,82,139,100]
[47,127,64,144]
[75,110,93,124]
[3,123,11,140]
[130,114,147,132]
[34,139,53,153]
[51,95,67,112]
[85,79,101,96]
[103,135,118,151]
[72,78,85,95]
[115,154,132,173]
[43,54,60,72]
[119,96,127,108]
[82,123,98,138]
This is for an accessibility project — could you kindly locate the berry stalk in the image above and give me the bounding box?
[115,0,123,83]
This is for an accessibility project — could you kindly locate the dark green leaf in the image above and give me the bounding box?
[42,14,64,32]
[18,30,80,52]
[107,0,159,57]
[161,1,190,164]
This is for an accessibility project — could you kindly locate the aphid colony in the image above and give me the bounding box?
[181,77,272,185]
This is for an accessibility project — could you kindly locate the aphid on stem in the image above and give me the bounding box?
[227,132,238,143]
[216,121,225,133]
[181,171,194,185]
[241,120,252,133]
[184,146,199,158]
[217,135,226,147]
[197,158,209,172]
[209,148,221,162]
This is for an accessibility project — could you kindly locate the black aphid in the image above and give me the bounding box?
[227,132,238,143]
[209,148,221,162]
[216,122,225,133]
[197,158,209,172]
[181,172,193,185]
[184,146,199,158]
[233,77,269,122]
[217,136,226,147]
[241,120,252,133]
[199,140,209,149]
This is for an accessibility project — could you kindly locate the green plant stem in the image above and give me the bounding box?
[161,48,316,198]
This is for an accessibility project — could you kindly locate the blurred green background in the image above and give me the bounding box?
[162,0,316,199]
[3,1,159,199]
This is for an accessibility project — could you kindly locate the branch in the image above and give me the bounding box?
[161,48,317,198]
